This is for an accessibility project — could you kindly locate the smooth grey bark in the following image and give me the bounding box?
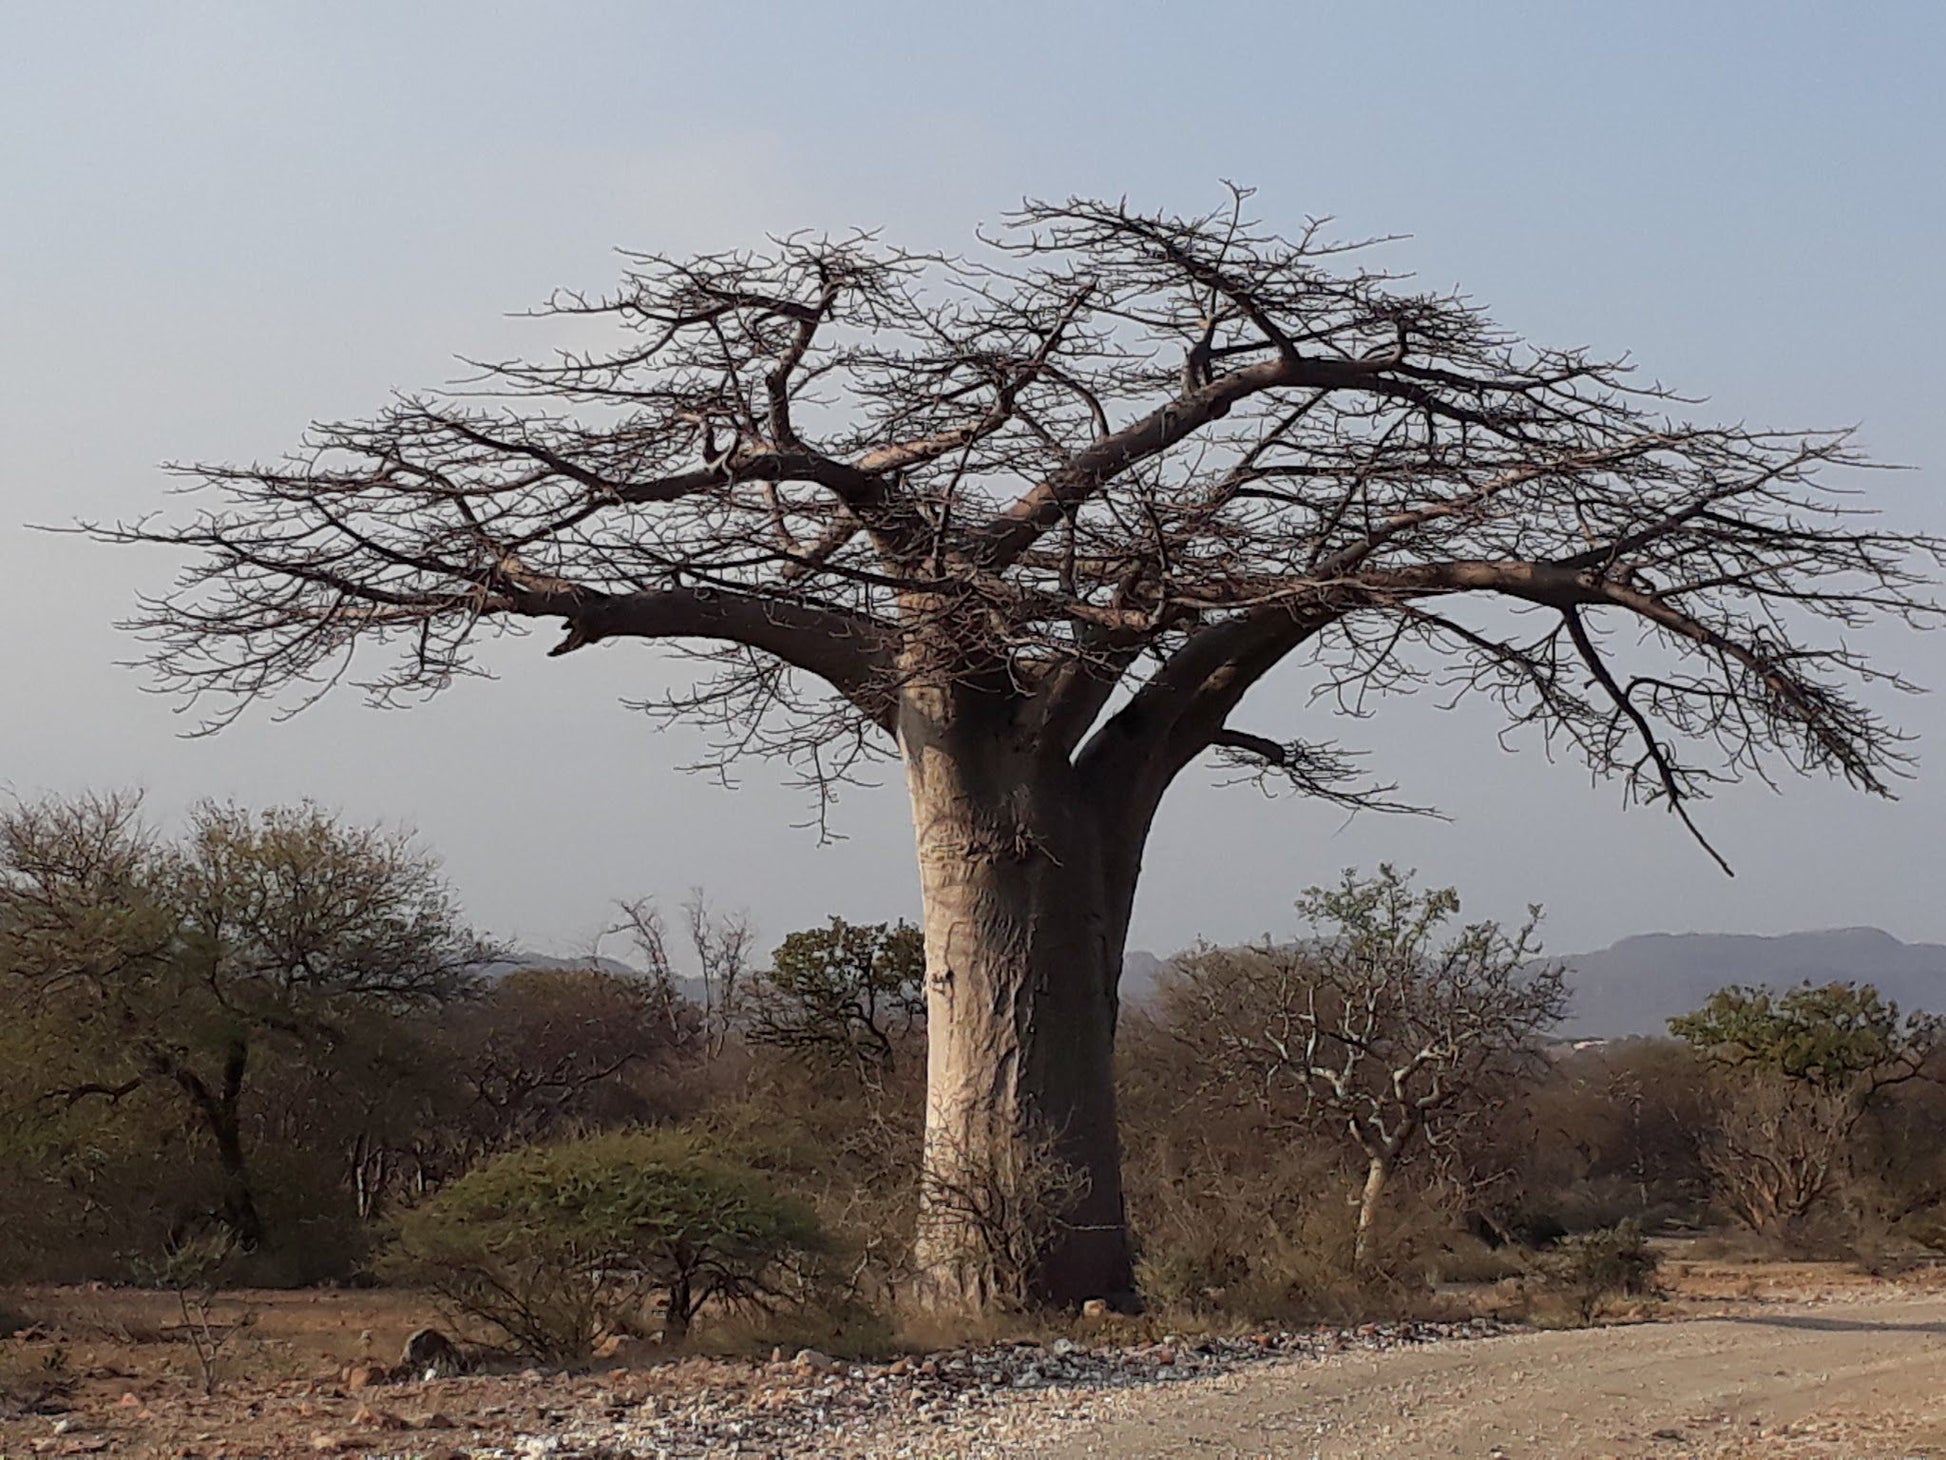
[903,689,1147,1310]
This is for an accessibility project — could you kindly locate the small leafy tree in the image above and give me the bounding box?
[747,918,926,1076]
[386,1130,825,1359]
[1670,982,1936,1235]
[1164,866,1566,1267]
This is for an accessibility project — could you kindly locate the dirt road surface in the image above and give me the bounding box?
[1040,1294,1946,1459]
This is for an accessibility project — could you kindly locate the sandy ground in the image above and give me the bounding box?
[1041,1292,1946,1459]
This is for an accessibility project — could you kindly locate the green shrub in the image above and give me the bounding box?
[384,1129,825,1361]
[1539,1219,1660,1323]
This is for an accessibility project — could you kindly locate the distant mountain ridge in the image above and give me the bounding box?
[1120,928,1946,1039]
[1555,927,1946,1038]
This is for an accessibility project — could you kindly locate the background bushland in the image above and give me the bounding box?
[6,794,1944,1345]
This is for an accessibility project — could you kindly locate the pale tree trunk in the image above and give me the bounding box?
[1353,1155,1390,1270]
[903,694,1143,1312]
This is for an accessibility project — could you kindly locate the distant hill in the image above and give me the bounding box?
[493,933,1946,1041]
[1558,928,1946,1038]
[472,952,643,979]
[1122,949,1168,1005]
[1122,929,1946,1039]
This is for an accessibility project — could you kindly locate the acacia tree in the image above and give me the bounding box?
[1671,982,1936,1234]
[1163,867,1565,1266]
[103,192,1937,1308]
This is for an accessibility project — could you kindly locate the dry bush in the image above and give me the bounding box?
[1121,1020,1455,1319]
[1465,1040,1712,1244]
[699,1042,925,1313]
[1700,1073,1861,1241]
[1536,1220,1661,1324]
[918,1123,1091,1314]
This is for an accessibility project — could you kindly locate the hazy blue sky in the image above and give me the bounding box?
[4,2,1943,961]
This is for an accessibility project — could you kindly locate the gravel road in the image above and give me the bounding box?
[1038,1293,1946,1459]
[11,1288,1945,1456]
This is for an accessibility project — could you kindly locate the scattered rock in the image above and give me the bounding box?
[352,1404,408,1431]
[401,1327,467,1378]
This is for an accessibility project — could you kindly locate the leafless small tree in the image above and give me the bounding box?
[447,966,686,1147]
[139,1234,257,1396]
[1165,866,1566,1267]
[610,890,754,1059]
[100,188,1939,1308]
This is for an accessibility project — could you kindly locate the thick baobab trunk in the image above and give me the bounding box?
[904,699,1143,1313]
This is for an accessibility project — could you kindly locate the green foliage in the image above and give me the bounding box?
[1669,982,1930,1088]
[747,918,925,1074]
[1539,1219,1661,1323]
[0,793,484,1255]
[385,1130,826,1361]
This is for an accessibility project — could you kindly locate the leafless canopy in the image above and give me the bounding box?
[104,190,1940,850]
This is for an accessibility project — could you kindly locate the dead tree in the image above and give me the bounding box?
[610,891,753,1060]
[1164,867,1567,1266]
[101,190,1939,1310]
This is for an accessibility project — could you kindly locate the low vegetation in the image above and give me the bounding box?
[1538,1221,1662,1324]
[385,1131,826,1360]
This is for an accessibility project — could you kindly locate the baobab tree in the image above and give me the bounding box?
[103,191,1937,1310]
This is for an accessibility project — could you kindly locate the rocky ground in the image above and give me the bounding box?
[2,1318,1503,1458]
[8,1261,1946,1457]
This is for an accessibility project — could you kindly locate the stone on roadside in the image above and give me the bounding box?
[401,1327,467,1378]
